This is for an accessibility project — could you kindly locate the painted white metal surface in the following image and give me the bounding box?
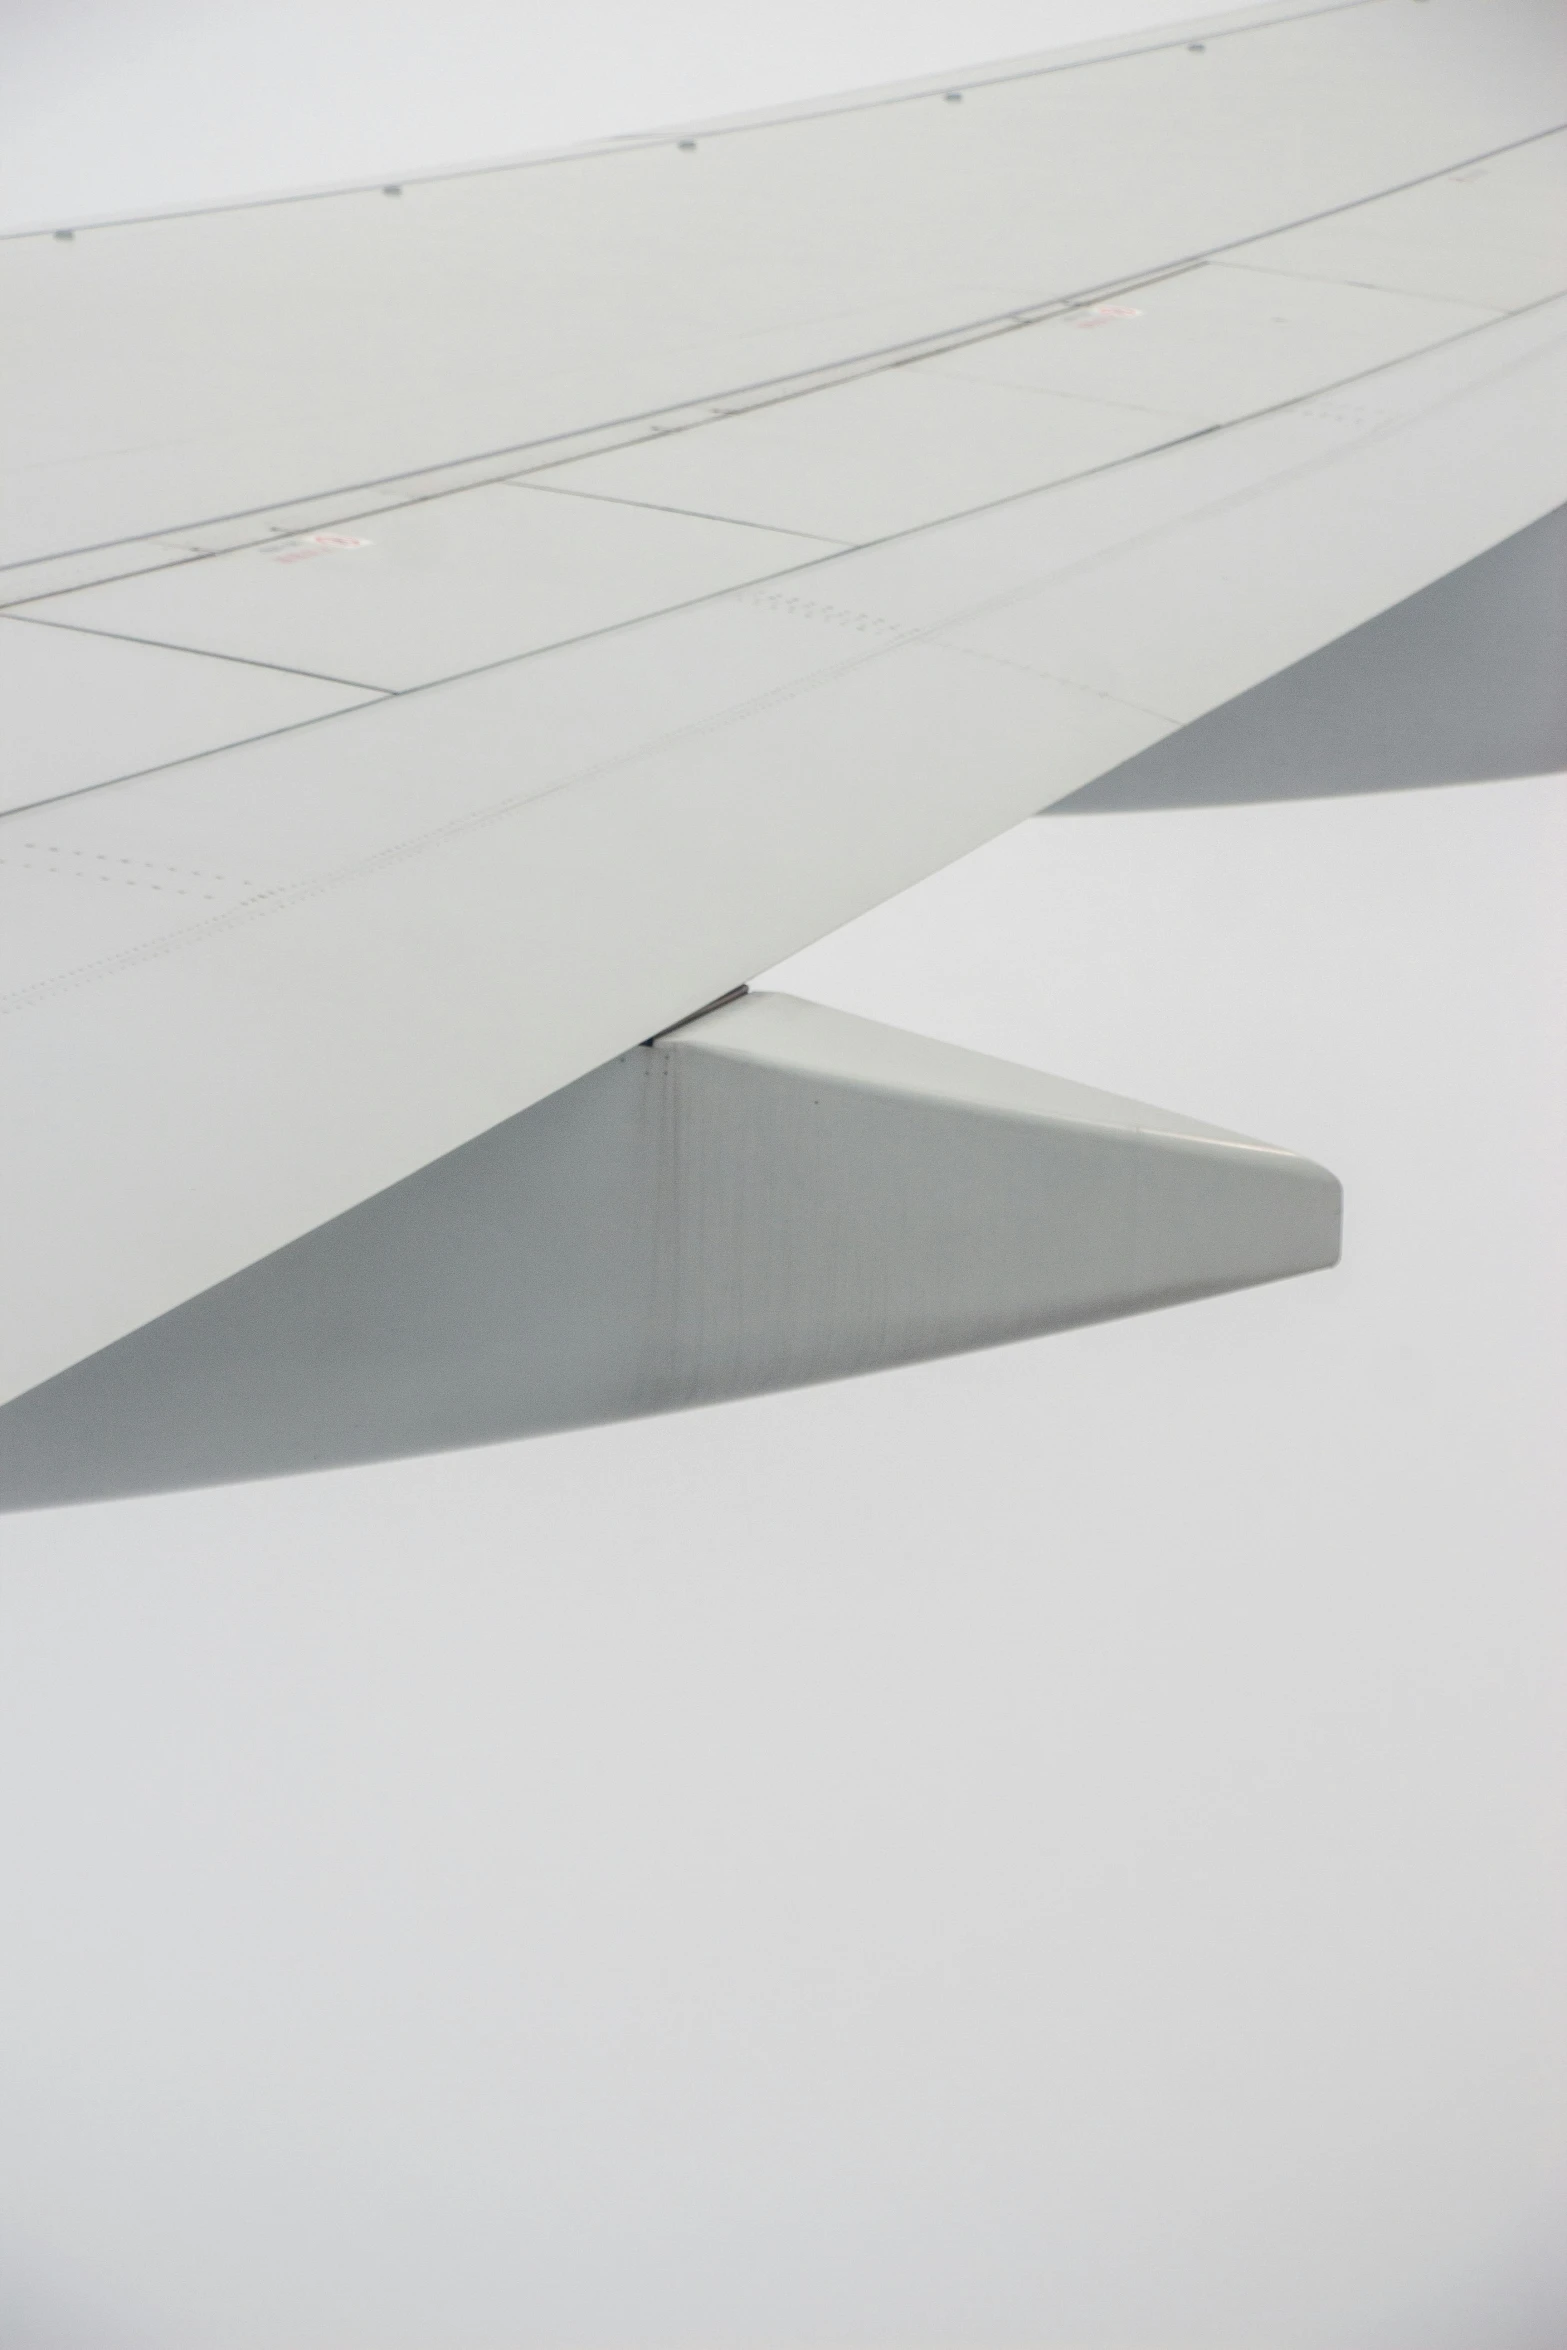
[0,992,1340,1510]
[531,370,1180,544]
[920,261,1503,425]
[0,0,1563,1423]
[0,615,381,814]
[3,1,1561,567]
[1232,128,1567,312]
[19,138,1558,707]
[12,487,827,694]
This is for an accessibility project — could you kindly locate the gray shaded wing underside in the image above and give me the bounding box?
[1051,501,1567,810]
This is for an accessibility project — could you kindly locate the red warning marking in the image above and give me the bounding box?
[1070,301,1145,334]
[273,531,371,564]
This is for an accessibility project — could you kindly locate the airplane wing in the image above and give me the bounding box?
[2,0,1563,1504]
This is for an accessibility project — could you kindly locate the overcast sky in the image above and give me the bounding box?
[1,6,1564,2347]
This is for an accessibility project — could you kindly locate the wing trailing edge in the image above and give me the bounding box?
[0,993,1339,1510]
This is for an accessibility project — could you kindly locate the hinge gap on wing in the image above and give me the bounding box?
[644,983,749,1044]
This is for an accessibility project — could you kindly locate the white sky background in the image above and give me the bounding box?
[1,3,1565,2345]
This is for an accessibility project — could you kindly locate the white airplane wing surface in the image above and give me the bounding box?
[2,0,1563,1503]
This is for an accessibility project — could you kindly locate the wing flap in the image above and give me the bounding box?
[0,615,382,815]
[13,131,1560,704]
[9,489,830,698]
